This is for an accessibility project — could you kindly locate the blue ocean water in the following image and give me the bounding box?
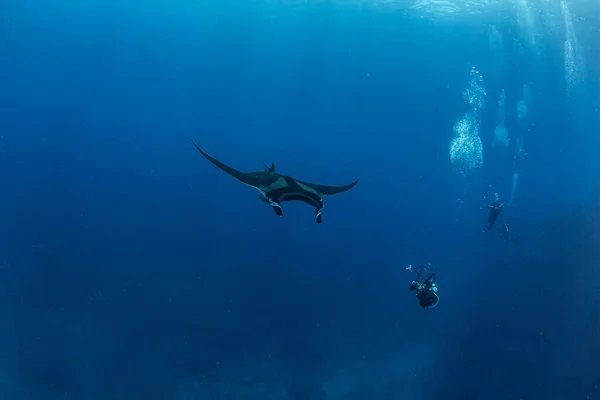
[0,0,599,398]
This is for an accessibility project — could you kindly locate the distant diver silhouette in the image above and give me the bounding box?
[484,193,506,233]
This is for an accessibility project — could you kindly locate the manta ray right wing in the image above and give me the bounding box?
[295,177,360,196]
[191,139,257,186]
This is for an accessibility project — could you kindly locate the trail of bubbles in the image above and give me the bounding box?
[497,89,506,124]
[511,82,531,205]
[494,89,509,148]
[449,67,486,175]
[449,120,484,173]
[560,0,586,93]
[515,0,538,51]
[517,100,528,120]
[494,125,509,148]
[515,135,525,160]
[488,25,504,64]
[517,83,531,132]
[462,67,487,113]
[510,170,520,204]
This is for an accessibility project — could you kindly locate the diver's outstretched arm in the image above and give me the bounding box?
[406,265,426,280]
[412,265,425,278]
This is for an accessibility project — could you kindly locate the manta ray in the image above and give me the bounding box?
[191,140,359,223]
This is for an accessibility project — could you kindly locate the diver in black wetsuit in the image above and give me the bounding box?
[484,193,506,233]
[498,221,518,243]
[406,265,439,309]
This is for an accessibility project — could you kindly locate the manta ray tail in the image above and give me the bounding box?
[191,139,255,186]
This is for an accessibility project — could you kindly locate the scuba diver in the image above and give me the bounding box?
[406,264,439,309]
[498,221,518,243]
[483,192,506,233]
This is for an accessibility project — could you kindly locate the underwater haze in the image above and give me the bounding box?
[0,0,599,398]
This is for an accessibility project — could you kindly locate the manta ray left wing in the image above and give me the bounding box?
[295,177,360,195]
[191,139,257,186]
